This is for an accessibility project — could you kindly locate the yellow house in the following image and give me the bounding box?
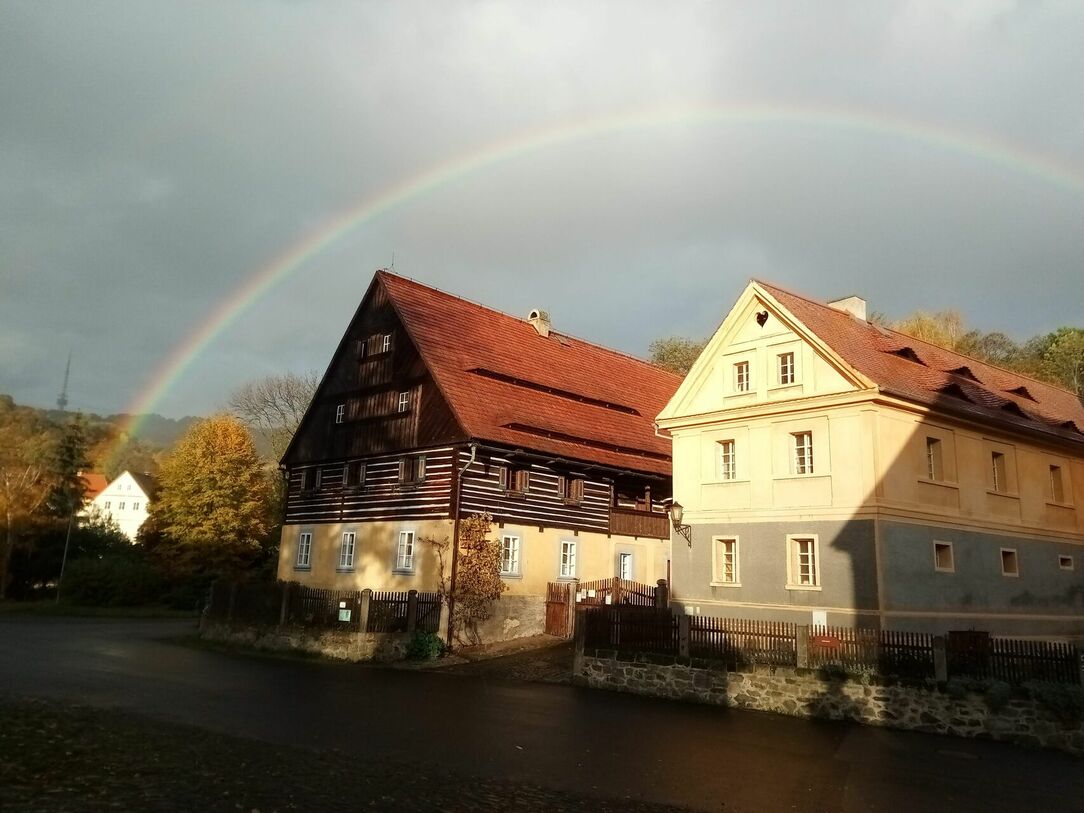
[278,271,677,641]
[657,281,1084,637]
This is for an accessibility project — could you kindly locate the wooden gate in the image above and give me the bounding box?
[544,581,574,638]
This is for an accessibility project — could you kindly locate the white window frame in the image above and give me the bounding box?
[1000,547,1019,577]
[1058,554,1074,571]
[500,534,521,577]
[786,534,821,590]
[335,404,345,424]
[792,431,814,475]
[118,501,126,510]
[132,502,140,511]
[718,439,736,481]
[395,530,416,573]
[618,551,634,581]
[338,531,356,570]
[559,540,577,579]
[397,391,411,413]
[991,451,1007,493]
[295,531,313,569]
[933,541,955,573]
[734,360,751,393]
[711,536,740,586]
[925,437,943,482]
[777,351,796,386]
[381,333,392,353]
[104,501,110,509]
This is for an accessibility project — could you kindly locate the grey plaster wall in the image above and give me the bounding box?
[880,520,1084,636]
[673,519,878,626]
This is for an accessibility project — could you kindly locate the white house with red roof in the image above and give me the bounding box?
[657,280,1084,638]
[279,271,681,642]
[88,470,157,542]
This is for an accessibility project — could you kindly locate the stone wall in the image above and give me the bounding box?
[201,621,412,662]
[577,650,1084,756]
[462,595,546,645]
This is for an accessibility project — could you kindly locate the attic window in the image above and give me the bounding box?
[948,366,981,383]
[887,347,925,365]
[937,383,972,403]
[1000,401,1028,419]
[1006,385,1036,402]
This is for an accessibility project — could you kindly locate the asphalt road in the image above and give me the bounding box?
[1,617,1081,813]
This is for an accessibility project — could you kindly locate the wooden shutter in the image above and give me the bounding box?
[498,465,509,490]
[417,455,427,482]
[399,457,408,484]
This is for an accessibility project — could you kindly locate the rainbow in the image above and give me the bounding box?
[117,101,1084,440]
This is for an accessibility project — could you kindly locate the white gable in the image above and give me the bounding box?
[658,282,872,422]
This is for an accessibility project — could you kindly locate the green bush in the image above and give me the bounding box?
[61,556,161,607]
[1024,682,1084,725]
[406,630,445,661]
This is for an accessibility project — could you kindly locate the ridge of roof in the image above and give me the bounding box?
[377,270,683,382]
[754,279,1080,401]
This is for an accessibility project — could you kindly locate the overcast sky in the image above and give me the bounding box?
[3,1,1083,419]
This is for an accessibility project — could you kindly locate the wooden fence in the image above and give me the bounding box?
[581,607,1082,686]
[690,616,797,668]
[206,581,442,635]
[575,578,659,608]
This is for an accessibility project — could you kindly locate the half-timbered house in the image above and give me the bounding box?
[278,271,680,640]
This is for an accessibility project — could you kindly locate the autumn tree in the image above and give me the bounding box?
[1037,328,1084,397]
[152,415,274,579]
[228,371,319,462]
[649,336,707,376]
[0,399,50,598]
[421,512,506,646]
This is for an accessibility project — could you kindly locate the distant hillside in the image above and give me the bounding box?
[103,412,201,447]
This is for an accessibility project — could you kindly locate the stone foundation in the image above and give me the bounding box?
[201,621,412,662]
[577,650,1084,756]
[459,595,546,645]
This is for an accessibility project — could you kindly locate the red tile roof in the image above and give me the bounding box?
[380,272,682,476]
[759,281,1084,447]
[80,472,108,501]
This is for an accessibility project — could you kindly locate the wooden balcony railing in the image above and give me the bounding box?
[608,507,671,540]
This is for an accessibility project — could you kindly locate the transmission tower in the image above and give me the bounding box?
[57,351,71,412]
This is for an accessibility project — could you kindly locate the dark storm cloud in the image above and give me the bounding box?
[2,1,1083,417]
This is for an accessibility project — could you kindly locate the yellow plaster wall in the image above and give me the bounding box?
[278,521,670,595]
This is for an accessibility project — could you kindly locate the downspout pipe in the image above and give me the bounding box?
[446,442,478,648]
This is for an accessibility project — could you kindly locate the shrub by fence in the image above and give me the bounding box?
[206,581,442,636]
[580,607,1082,687]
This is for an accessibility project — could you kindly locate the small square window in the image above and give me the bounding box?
[381,334,392,354]
[925,437,943,481]
[991,452,1007,493]
[1000,548,1019,577]
[1058,555,1074,571]
[558,476,585,505]
[777,352,795,385]
[335,404,345,424]
[501,466,531,495]
[718,440,736,481]
[1049,465,1066,503]
[343,461,365,489]
[734,361,750,393]
[397,391,411,413]
[792,432,814,475]
[399,455,426,486]
[934,542,954,573]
